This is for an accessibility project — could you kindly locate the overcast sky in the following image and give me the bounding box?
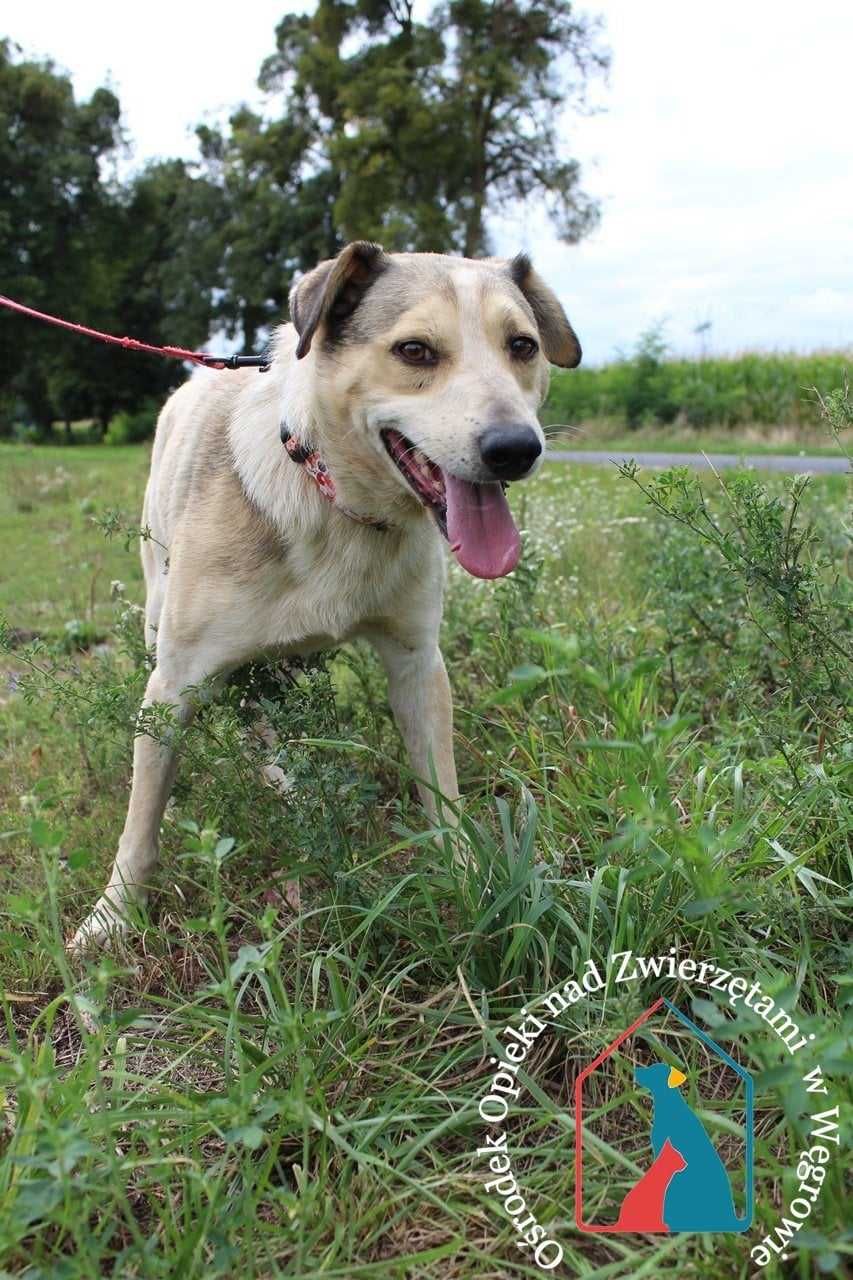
[9,1,853,364]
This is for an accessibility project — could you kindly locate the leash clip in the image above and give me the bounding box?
[213,354,270,372]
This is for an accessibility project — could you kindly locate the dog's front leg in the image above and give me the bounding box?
[69,656,215,951]
[370,632,460,830]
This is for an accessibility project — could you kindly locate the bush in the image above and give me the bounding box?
[104,401,158,445]
[620,388,851,777]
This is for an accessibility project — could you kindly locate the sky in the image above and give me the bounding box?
[8,0,853,364]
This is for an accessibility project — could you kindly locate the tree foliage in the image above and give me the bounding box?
[1,38,120,430]
[0,40,225,435]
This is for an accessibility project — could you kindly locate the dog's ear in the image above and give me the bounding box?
[289,241,388,359]
[507,253,581,368]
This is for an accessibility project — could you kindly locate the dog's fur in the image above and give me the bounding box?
[70,243,579,948]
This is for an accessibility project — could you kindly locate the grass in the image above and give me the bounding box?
[545,424,845,457]
[0,442,850,1277]
[0,445,149,644]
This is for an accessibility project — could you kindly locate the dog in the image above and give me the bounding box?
[634,1063,746,1232]
[69,241,581,949]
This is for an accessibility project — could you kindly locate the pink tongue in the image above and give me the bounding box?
[444,475,521,579]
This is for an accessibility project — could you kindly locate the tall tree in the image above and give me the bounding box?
[0,41,222,434]
[0,39,122,431]
[324,0,608,255]
[198,0,607,344]
[1,8,607,430]
[196,108,323,353]
[70,158,225,430]
[440,0,608,255]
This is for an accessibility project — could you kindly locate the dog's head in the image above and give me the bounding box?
[288,241,580,579]
[635,1063,688,1093]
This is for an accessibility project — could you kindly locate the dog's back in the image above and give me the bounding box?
[144,369,258,551]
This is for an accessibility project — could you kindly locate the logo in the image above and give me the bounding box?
[471,950,842,1272]
[574,996,753,1234]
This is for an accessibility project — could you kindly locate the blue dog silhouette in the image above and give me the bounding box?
[635,1062,746,1232]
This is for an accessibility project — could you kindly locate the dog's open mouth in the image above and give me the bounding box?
[382,428,521,580]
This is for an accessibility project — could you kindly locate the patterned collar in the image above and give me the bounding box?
[280,423,388,530]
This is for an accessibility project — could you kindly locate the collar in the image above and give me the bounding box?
[279,423,388,531]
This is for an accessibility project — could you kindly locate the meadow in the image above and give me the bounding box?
[0,438,850,1278]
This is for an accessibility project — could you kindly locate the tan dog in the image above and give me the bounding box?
[70,243,580,949]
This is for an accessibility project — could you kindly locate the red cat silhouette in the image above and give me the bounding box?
[615,1139,687,1232]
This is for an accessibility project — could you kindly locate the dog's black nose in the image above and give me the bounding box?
[478,424,542,480]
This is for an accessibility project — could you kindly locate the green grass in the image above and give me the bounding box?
[0,444,150,643]
[547,426,845,457]
[0,443,850,1277]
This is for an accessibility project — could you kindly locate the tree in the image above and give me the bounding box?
[439,0,608,255]
[326,0,608,255]
[1,6,608,431]
[0,41,222,435]
[0,39,122,431]
[69,159,225,431]
[196,108,322,353]
[198,0,607,344]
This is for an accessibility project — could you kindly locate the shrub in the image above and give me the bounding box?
[104,401,159,445]
[620,389,851,778]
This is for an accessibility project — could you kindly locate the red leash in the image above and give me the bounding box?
[0,293,268,370]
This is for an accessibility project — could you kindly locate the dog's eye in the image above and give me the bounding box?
[509,335,539,360]
[393,340,437,366]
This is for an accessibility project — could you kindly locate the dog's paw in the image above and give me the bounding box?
[67,896,131,955]
[261,762,295,796]
[282,878,301,913]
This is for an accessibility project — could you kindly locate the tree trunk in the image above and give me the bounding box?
[241,306,266,354]
[463,192,486,258]
[464,87,489,257]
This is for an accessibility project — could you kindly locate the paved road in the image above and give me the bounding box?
[546,449,849,474]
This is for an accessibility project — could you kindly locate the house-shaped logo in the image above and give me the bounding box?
[574,997,753,1233]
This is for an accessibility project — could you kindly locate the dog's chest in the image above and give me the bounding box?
[259,523,438,651]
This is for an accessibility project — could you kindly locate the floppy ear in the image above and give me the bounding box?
[289,240,388,359]
[508,253,581,368]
